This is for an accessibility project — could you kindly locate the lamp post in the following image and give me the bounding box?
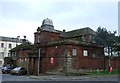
[37,27,41,75]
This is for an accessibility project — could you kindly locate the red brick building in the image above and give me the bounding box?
[10,18,119,75]
[32,18,105,74]
[10,41,34,68]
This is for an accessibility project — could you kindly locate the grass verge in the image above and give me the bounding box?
[87,69,120,76]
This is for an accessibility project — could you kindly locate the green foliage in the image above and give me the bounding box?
[89,69,120,75]
[94,26,118,56]
[115,36,120,51]
[94,26,116,47]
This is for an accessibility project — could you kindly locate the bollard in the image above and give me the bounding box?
[109,67,113,73]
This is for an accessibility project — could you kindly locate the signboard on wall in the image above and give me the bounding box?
[50,57,54,64]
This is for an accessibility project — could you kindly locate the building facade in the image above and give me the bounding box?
[10,18,119,75]
[0,36,21,66]
[32,18,105,74]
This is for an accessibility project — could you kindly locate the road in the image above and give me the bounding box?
[0,67,40,82]
[29,74,119,81]
[0,67,119,83]
[1,73,119,81]
[2,74,40,81]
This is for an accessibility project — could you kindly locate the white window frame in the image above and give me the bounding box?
[83,50,88,56]
[72,49,77,56]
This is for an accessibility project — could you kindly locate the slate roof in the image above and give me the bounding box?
[10,44,34,51]
[0,36,22,43]
[47,39,103,47]
[41,26,59,33]
[60,27,96,38]
[46,27,99,47]
[42,18,53,27]
[40,18,59,33]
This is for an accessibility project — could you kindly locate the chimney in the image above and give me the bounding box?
[63,29,66,32]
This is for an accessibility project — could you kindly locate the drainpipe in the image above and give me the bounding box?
[37,27,41,75]
[38,48,40,75]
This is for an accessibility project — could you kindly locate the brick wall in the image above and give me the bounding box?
[40,57,119,73]
[105,58,120,69]
[72,57,104,70]
[34,31,60,47]
[39,44,105,73]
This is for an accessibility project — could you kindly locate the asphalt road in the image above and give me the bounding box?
[0,67,119,83]
[2,74,40,81]
[1,73,119,83]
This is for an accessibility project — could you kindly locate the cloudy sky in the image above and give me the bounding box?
[0,0,119,43]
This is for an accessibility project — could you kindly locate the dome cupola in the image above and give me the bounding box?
[41,18,54,27]
[40,18,58,32]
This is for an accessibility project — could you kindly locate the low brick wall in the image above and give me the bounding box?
[105,58,120,69]
[40,57,119,73]
[72,57,105,70]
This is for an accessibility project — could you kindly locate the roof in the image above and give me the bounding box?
[0,36,22,43]
[47,39,103,48]
[40,18,59,33]
[42,18,53,27]
[41,26,59,33]
[60,27,96,38]
[10,44,34,52]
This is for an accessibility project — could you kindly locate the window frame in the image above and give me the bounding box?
[9,44,12,48]
[1,43,4,48]
[72,49,77,56]
[83,50,88,56]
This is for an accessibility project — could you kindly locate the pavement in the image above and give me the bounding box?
[29,74,119,81]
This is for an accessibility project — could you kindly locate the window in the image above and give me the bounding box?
[83,50,88,56]
[55,46,58,49]
[0,55,1,59]
[0,61,2,65]
[72,49,77,56]
[8,52,10,57]
[37,35,41,43]
[2,52,4,59]
[92,53,96,58]
[9,44,12,48]
[1,43,4,48]
[92,52,97,58]
[82,36,85,41]
[0,52,4,59]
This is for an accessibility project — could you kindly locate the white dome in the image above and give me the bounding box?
[42,18,53,26]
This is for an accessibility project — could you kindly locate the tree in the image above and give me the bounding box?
[114,36,120,56]
[94,26,117,67]
[94,26,108,46]
[95,26,117,56]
